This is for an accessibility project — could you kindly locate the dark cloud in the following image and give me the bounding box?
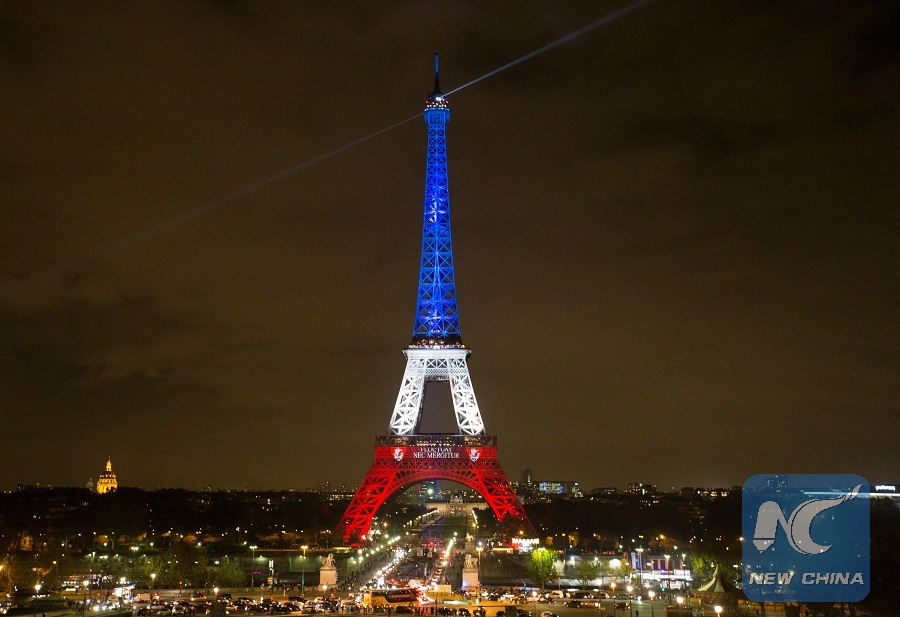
[0,1,896,491]
[0,295,195,414]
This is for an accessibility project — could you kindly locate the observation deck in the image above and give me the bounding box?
[375,433,497,448]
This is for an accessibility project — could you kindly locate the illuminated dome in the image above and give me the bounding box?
[96,457,118,494]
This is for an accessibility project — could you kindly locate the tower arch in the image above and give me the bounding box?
[341,436,530,543]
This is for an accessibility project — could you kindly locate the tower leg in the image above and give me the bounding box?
[387,348,486,436]
[387,356,427,435]
[447,357,485,435]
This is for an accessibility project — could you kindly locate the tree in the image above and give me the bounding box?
[689,551,733,584]
[167,543,209,588]
[214,557,246,588]
[140,543,209,588]
[140,555,169,584]
[613,562,632,580]
[569,532,581,549]
[259,534,281,548]
[529,548,557,591]
[0,557,15,594]
[596,560,612,585]
[575,558,602,589]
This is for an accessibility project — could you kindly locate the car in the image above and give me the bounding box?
[540,612,559,617]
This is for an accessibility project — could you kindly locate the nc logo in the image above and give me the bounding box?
[392,447,404,461]
[743,474,869,603]
[753,484,861,555]
[469,448,480,462]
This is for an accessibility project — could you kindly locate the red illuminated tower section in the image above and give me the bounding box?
[341,57,532,543]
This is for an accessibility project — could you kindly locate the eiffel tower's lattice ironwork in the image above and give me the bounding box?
[341,56,531,543]
[412,70,460,346]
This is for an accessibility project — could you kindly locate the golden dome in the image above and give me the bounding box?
[96,457,118,494]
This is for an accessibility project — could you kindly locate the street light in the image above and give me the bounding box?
[301,545,308,594]
[636,549,644,586]
[714,606,722,616]
[471,544,484,599]
[150,573,156,597]
[131,546,139,584]
[250,546,258,589]
[647,591,655,617]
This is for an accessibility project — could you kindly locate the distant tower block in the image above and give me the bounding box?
[96,457,118,494]
[341,55,532,543]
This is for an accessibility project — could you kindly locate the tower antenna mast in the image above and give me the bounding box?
[433,52,441,93]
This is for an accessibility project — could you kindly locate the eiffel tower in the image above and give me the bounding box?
[340,56,532,543]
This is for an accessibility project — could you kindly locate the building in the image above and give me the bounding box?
[96,457,118,494]
[872,484,900,507]
[537,480,583,498]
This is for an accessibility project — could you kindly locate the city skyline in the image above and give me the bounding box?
[13,458,899,496]
[1,2,897,491]
[10,455,766,493]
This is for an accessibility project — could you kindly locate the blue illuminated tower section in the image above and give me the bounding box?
[412,58,460,345]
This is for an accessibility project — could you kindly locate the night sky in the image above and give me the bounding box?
[2,2,897,493]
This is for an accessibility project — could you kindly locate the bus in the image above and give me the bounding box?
[363,589,419,609]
